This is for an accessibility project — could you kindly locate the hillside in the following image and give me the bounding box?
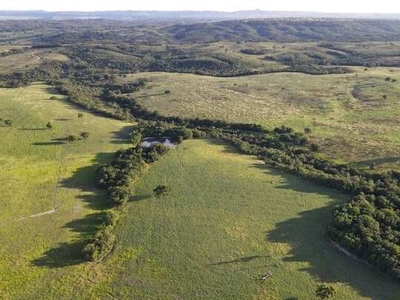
[0,84,132,298]
[168,19,400,42]
[4,19,400,45]
[1,17,400,299]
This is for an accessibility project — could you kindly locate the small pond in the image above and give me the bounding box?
[141,137,177,148]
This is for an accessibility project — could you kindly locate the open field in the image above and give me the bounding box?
[95,139,400,299]
[0,50,41,73]
[1,18,400,299]
[128,69,400,169]
[0,84,132,299]
[0,50,70,73]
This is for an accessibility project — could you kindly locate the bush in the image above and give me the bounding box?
[80,132,90,140]
[316,284,336,299]
[109,186,130,205]
[83,226,116,262]
[66,135,78,142]
[104,210,120,227]
[192,129,207,138]
[153,185,171,197]
[129,132,142,147]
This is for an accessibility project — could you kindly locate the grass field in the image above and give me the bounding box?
[0,50,42,73]
[96,139,400,299]
[127,69,400,169]
[1,85,399,299]
[0,83,132,299]
[0,50,69,73]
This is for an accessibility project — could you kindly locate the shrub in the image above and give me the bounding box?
[153,185,171,197]
[104,210,120,227]
[316,284,336,299]
[66,135,78,142]
[82,226,116,262]
[109,186,130,205]
[80,132,90,140]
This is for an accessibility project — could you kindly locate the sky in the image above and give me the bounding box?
[1,0,400,14]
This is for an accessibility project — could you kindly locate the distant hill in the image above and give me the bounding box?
[3,18,400,44]
[1,10,400,21]
[167,19,400,42]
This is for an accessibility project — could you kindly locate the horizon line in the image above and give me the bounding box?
[0,9,399,14]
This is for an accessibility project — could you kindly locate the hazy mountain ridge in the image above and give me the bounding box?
[1,10,400,21]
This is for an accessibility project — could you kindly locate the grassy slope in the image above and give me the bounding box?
[96,140,400,300]
[0,50,42,73]
[0,50,69,73]
[127,69,400,169]
[0,84,132,299]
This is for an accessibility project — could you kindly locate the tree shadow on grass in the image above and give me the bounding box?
[110,125,135,145]
[32,141,65,146]
[211,140,400,299]
[202,138,244,155]
[130,194,152,202]
[31,151,118,269]
[353,156,400,168]
[210,255,269,266]
[31,241,86,268]
[265,203,400,299]
[18,127,47,131]
[258,166,400,299]
[134,92,167,99]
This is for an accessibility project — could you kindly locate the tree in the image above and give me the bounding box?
[310,143,320,152]
[66,135,78,142]
[316,284,335,299]
[153,185,170,197]
[4,119,12,126]
[46,122,53,130]
[304,127,312,134]
[80,132,90,140]
[130,132,142,147]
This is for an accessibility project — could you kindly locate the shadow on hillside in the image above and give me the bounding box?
[265,201,399,298]
[32,141,65,146]
[202,138,243,155]
[31,148,121,268]
[210,255,269,266]
[31,241,86,268]
[110,125,135,144]
[45,86,60,95]
[354,156,400,168]
[134,92,167,99]
[255,163,399,298]
[18,127,47,131]
[130,194,152,202]
[209,140,399,298]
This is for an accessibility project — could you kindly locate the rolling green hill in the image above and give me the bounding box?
[128,68,400,170]
[97,139,400,299]
[0,83,132,299]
